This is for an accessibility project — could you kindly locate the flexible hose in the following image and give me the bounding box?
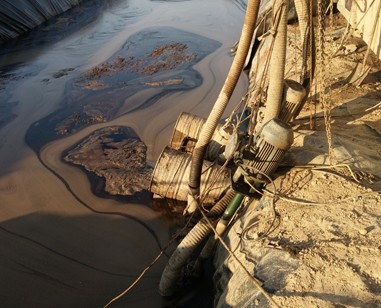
[294,0,313,88]
[186,0,261,214]
[262,0,289,124]
[294,0,308,44]
[192,193,244,276]
[292,0,316,118]
[159,189,236,296]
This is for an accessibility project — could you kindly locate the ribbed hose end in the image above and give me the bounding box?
[159,266,180,297]
[158,220,212,296]
[159,190,236,296]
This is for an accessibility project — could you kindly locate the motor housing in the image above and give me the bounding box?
[233,118,293,195]
[278,79,306,122]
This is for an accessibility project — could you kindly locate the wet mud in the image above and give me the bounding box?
[64,126,152,196]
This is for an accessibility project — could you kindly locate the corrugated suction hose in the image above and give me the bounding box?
[262,0,289,125]
[186,0,261,215]
[159,189,236,296]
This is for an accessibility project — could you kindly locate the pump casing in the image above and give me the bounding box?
[233,118,293,195]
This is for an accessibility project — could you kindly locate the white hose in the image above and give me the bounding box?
[186,0,261,215]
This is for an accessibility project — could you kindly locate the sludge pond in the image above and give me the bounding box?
[0,0,248,306]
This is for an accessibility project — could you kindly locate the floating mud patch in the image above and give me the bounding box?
[69,26,221,116]
[25,27,221,151]
[82,42,197,82]
[64,126,153,196]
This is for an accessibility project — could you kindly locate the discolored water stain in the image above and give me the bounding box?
[0,62,38,128]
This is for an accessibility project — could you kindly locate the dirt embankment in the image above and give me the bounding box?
[213,11,381,308]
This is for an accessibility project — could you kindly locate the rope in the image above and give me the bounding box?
[241,163,379,207]
[317,0,334,164]
[198,203,280,307]
[263,190,380,206]
[103,213,196,307]
[308,0,316,130]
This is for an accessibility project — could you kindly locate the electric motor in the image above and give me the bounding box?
[278,79,306,122]
[233,118,293,195]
